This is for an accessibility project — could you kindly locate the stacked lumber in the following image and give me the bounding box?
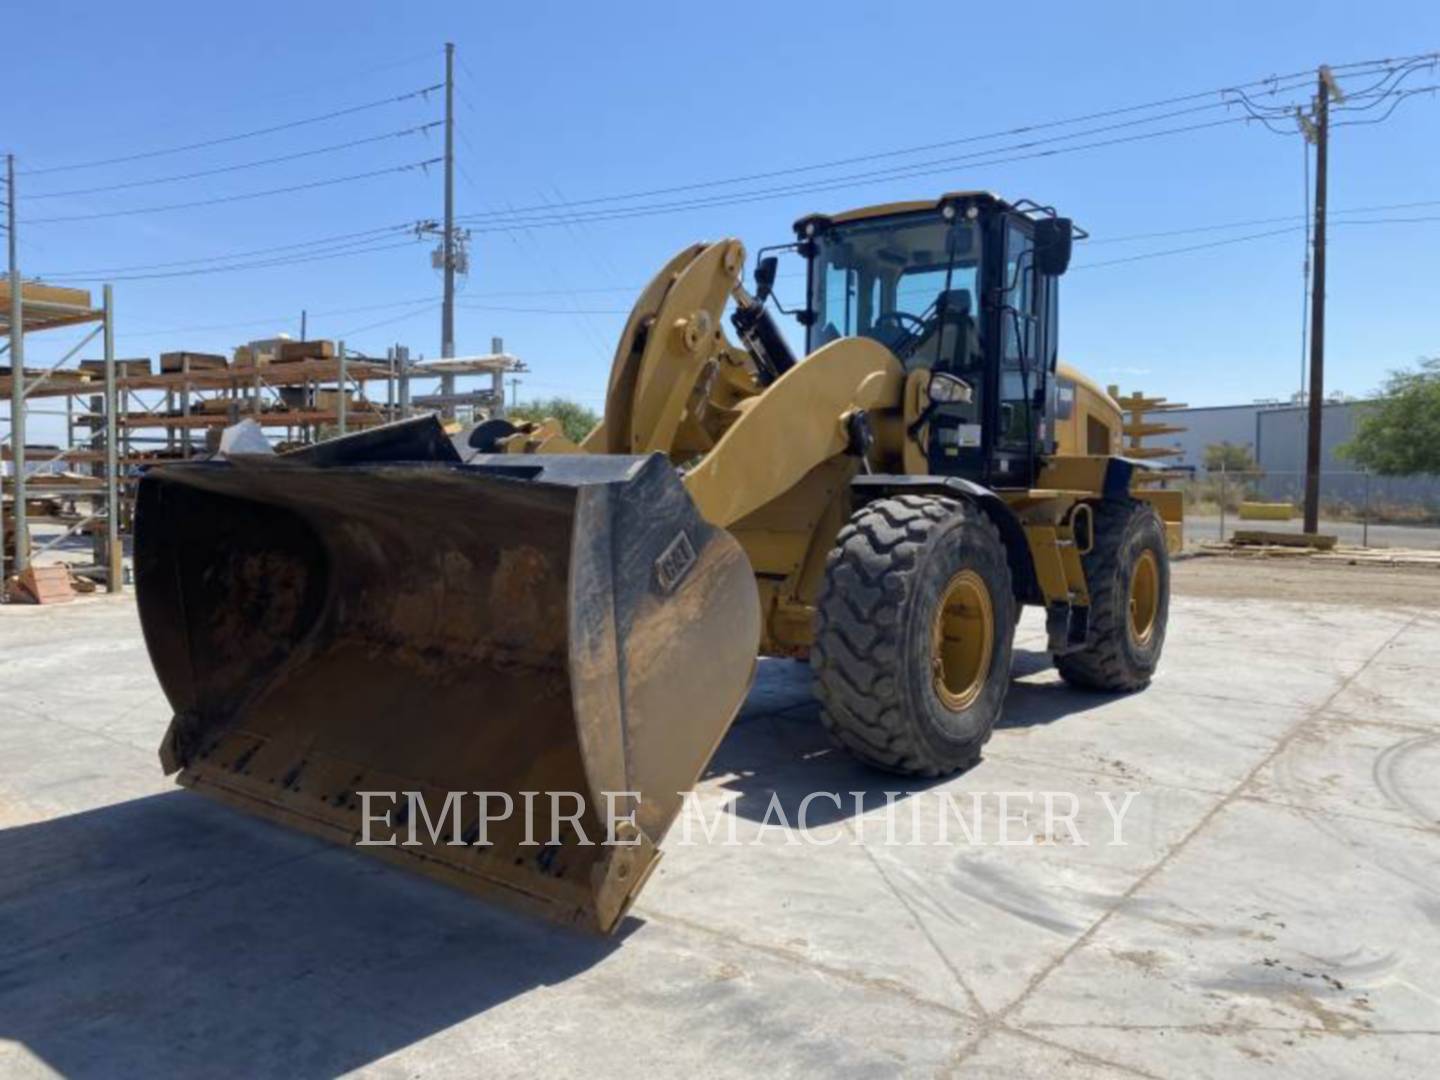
[277,340,336,363]
[234,346,261,369]
[3,497,65,524]
[0,367,94,393]
[313,389,353,413]
[0,281,92,309]
[160,351,228,373]
[79,358,152,378]
[23,472,103,490]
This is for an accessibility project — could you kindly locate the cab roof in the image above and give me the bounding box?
[794,191,1008,235]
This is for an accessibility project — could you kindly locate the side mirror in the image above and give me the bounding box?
[1034,217,1074,276]
[928,371,973,405]
[754,256,779,302]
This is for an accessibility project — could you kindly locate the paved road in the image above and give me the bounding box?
[1186,513,1440,549]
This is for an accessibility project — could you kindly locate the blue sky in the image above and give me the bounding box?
[6,1,1438,443]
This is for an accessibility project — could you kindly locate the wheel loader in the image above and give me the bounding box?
[134,191,1182,933]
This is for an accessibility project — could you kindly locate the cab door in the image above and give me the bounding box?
[992,218,1044,487]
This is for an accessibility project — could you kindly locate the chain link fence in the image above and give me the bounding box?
[1170,468,1440,549]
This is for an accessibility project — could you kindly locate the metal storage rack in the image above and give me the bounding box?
[93,346,522,453]
[1,281,123,593]
[3,329,524,597]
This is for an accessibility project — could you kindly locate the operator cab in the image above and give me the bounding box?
[791,192,1076,489]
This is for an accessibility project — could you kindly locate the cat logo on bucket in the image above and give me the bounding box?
[654,530,697,594]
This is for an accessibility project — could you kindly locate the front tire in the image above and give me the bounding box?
[811,495,1015,777]
[1055,498,1170,691]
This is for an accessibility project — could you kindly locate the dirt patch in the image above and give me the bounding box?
[1173,555,1440,608]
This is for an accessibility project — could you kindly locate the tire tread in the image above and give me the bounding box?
[812,495,1006,776]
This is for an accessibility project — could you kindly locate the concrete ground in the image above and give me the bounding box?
[1,561,1438,1078]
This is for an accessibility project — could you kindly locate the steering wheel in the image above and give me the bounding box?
[873,310,928,337]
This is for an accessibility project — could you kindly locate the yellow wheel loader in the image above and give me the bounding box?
[134,192,1182,933]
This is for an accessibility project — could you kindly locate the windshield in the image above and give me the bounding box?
[806,216,982,372]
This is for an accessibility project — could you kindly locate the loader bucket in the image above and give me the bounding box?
[133,418,760,932]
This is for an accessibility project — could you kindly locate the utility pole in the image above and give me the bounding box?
[300,309,307,341]
[508,377,521,409]
[1301,65,1343,534]
[442,41,456,360]
[6,153,26,578]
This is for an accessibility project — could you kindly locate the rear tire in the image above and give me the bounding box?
[811,495,1015,777]
[1055,499,1169,691]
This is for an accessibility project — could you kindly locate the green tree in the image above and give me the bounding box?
[1203,441,1259,473]
[507,396,600,444]
[1338,357,1440,476]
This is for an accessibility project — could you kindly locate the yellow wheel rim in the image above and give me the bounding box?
[931,570,994,711]
[1128,549,1160,647]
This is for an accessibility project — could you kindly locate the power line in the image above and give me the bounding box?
[1225,54,1434,118]
[52,237,422,282]
[25,123,442,199]
[13,50,1429,300]
[457,284,641,297]
[334,300,441,339]
[1085,197,1440,245]
[1333,213,1440,225]
[1330,56,1435,105]
[459,73,1338,221]
[91,207,1415,336]
[1227,56,1437,133]
[456,87,1437,236]
[460,107,1278,226]
[456,114,1270,232]
[34,222,416,277]
[454,55,1431,225]
[116,295,438,339]
[22,158,441,224]
[1072,214,1440,270]
[1072,226,1305,269]
[1331,62,1437,115]
[65,193,1428,289]
[17,83,444,176]
[455,303,630,314]
[151,48,442,119]
[1333,84,1440,128]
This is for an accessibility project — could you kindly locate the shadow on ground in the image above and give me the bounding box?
[0,649,1127,1074]
[709,651,1120,826]
[0,791,624,1077]
[998,649,1127,729]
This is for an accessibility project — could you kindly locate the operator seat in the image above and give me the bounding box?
[907,289,978,373]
